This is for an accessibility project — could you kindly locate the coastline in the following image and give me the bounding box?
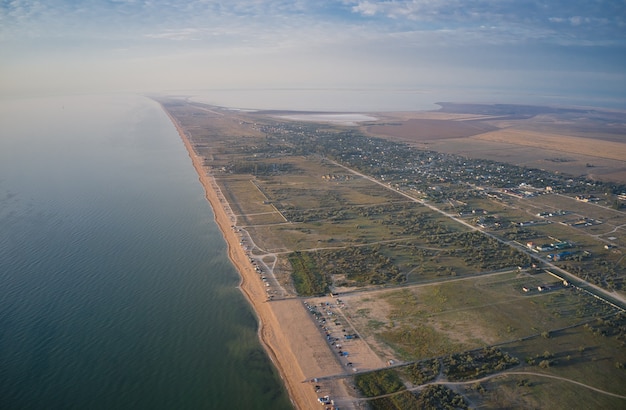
[153,98,626,410]
[162,109,322,410]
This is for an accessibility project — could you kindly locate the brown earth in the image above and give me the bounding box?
[366,118,496,141]
[471,129,626,162]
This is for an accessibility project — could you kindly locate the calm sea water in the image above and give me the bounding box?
[0,94,292,410]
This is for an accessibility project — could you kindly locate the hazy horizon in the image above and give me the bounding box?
[1,1,625,109]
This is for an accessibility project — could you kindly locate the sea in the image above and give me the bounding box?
[0,94,292,410]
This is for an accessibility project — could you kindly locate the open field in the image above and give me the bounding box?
[363,103,626,184]
[472,129,626,162]
[160,98,626,409]
[431,138,626,182]
[453,314,626,409]
[341,271,621,360]
[335,274,626,408]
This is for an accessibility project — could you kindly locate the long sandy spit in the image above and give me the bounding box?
[162,109,335,410]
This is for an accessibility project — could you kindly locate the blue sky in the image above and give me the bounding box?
[1,0,625,107]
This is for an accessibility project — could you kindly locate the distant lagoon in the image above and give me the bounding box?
[276,113,378,126]
[181,87,626,112]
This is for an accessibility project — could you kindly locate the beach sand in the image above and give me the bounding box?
[163,111,351,409]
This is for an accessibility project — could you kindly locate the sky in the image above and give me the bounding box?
[1,0,625,107]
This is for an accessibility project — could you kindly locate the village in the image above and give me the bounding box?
[162,99,626,409]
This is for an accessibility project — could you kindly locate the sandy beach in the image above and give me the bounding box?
[163,111,350,409]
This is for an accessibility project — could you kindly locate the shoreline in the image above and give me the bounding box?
[162,109,320,410]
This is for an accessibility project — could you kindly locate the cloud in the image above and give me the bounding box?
[2,0,624,47]
[345,0,626,45]
[144,28,204,41]
[1,0,624,102]
[351,1,379,16]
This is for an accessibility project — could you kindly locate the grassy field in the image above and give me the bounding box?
[342,271,622,361]
[342,278,626,408]
[463,372,625,409]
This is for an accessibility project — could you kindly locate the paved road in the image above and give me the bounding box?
[328,159,626,310]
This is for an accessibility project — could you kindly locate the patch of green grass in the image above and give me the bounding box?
[368,319,386,330]
[288,251,329,296]
[379,322,465,360]
[355,369,405,397]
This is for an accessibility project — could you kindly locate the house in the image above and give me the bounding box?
[549,251,572,261]
[552,241,571,250]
